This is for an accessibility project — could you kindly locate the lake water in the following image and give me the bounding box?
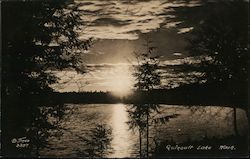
[39,104,248,158]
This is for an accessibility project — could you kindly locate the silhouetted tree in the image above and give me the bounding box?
[2,1,90,156]
[127,104,148,157]
[127,104,179,158]
[130,38,162,158]
[84,124,112,158]
[168,0,249,125]
[191,8,248,131]
[2,0,91,96]
[133,40,161,91]
[193,0,249,131]
[188,1,248,86]
[168,0,248,100]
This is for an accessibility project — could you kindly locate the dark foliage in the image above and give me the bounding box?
[167,0,249,98]
[133,40,161,91]
[189,1,248,84]
[2,0,90,96]
[127,39,181,158]
[1,1,90,157]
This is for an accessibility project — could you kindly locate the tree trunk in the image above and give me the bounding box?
[233,107,239,136]
[245,107,249,133]
[146,114,149,158]
[139,130,142,158]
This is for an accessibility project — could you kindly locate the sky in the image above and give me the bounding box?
[78,0,198,40]
[78,0,199,63]
[52,0,202,94]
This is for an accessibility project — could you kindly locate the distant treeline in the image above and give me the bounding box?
[126,82,247,107]
[20,82,247,109]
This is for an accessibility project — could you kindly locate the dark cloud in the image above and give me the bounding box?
[91,17,132,26]
[80,2,95,6]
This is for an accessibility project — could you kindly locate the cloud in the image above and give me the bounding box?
[177,27,194,34]
[161,56,203,66]
[173,52,183,56]
[50,58,204,92]
[50,63,134,92]
[164,21,182,28]
[77,0,200,40]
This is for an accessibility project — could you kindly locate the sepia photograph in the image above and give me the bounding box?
[1,0,249,158]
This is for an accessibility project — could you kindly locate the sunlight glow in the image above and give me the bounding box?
[109,65,134,97]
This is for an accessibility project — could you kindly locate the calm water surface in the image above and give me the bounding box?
[40,104,248,158]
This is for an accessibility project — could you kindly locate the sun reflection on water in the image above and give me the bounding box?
[109,104,135,158]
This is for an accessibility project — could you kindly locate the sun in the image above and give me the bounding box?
[109,65,134,97]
